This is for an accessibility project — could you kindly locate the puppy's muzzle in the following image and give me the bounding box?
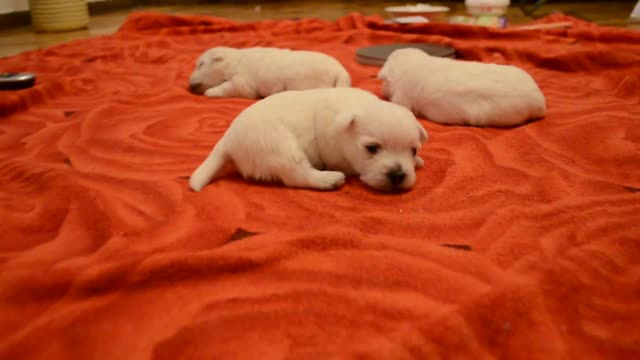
[189,82,205,95]
[386,168,406,188]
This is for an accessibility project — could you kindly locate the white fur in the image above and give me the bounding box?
[378,48,546,127]
[189,88,429,192]
[189,47,351,98]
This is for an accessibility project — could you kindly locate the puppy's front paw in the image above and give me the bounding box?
[315,171,346,190]
[415,156,424,168]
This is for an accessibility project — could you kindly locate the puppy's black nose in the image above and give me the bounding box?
[189,83,203,94]
[386,169,406,187]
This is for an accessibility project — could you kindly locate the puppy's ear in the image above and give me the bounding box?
[418,123,429,143]
[335,111,358,131]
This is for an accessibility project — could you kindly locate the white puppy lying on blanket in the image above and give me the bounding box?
[189,46,351,98]
[378,48,546,127]
[189,87,429,192]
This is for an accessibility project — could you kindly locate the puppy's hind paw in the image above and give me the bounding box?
[314,171,346,191]
[204,88,223,98]
[281,168,346,191]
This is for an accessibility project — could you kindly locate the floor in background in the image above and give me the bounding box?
[0,0,638,58]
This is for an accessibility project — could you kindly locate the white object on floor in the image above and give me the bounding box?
[392,16,430,24]
[630,0,640,21]
[465,0,511,16]
[511,21,573,31]
[385,3,450,22]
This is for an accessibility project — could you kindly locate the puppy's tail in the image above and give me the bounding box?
[189,139,231,192]
[335,69,351,88]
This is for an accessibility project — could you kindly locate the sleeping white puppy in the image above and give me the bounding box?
[378,48,546,127]
[189,46,351,98]
[189,87,429,192]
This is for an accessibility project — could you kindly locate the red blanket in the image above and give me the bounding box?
[1,12,639,359]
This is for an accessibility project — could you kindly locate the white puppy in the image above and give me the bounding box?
[378,48,546,127]
[189,46,351,98]
[189,88,429,192]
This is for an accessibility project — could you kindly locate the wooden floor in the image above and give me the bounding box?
[0,1,638,58]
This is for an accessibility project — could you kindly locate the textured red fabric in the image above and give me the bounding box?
[1,12,639,359]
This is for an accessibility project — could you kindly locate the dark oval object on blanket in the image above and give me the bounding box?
[356,42,456,66]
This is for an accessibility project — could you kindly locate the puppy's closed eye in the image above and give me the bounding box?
[365,144,381,155]
[197,61,204,69]
[411,148,417,157]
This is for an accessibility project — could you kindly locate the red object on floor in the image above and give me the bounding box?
[1,12,639,359]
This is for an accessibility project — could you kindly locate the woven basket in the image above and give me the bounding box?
[29,0,89,32]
